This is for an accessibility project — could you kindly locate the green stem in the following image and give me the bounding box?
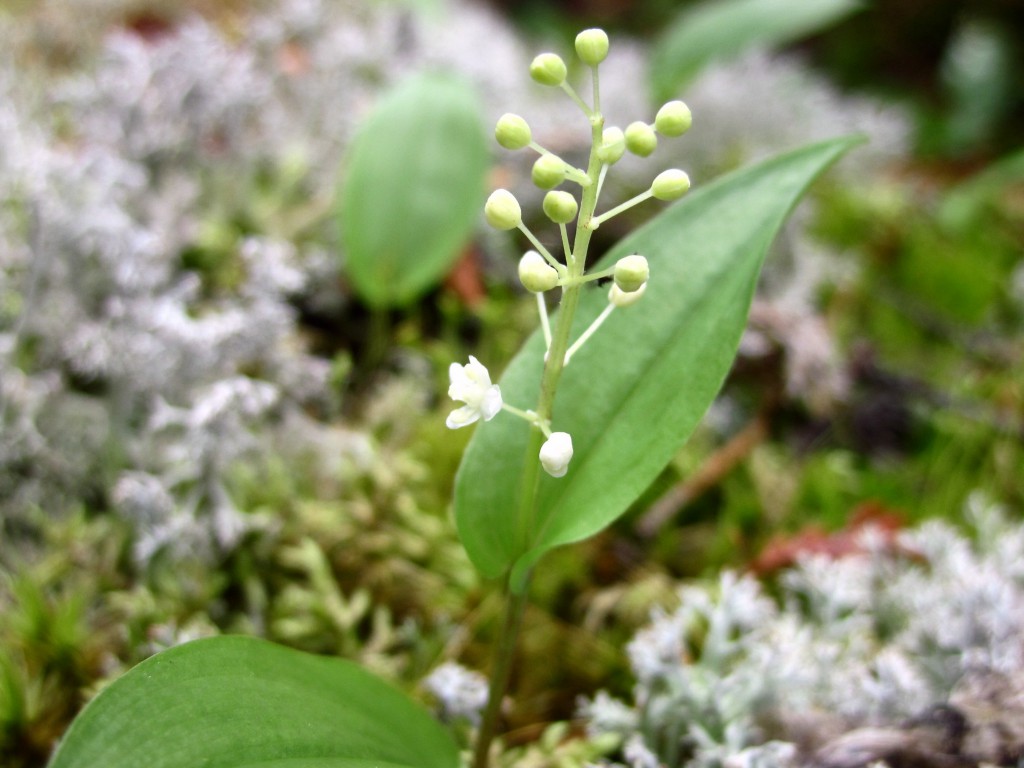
[471,582,529,768]
[471,95,606,768]
[517,222,564,274]
[591,188,654,228]
[510,120,604,558]
[564,303,615,365]
[537,292,552,349]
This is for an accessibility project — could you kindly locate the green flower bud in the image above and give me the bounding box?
[651,169,691,201]
[609,282,646,308]
[484,189,522,230]
[518,251,559,293]
[495,113,532,150]
[542,190,578,224]
[624,121,657,157]
[596,126,625,165]
[613,254,649,293]
[530,53,567,86]
[575,28,609,66]
[654,100,692,137]
[531,153,566,189]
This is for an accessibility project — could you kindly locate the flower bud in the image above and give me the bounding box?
[539,431,573,478]
[609,281,647,308]
[530,53,567,86]
[624,121,657,157]
[613,254,649,293]
[542,190,578,224]
[531,154,566,189]
[518,251,559,293]
[484,189,522,230]
[596,127,625,165]
[495,113,532,150]
[651,169,690,201]
[575,28,609,66]
[654,100,692,137]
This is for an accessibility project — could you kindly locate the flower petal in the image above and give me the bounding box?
[446,405,481,430]
[480,385,503,421]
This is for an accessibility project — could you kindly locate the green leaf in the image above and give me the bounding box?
[48,636,458,768]
[650,0,862,101]
[454,136,861,586]
[940,147,1024,231]
[340,73,488,308]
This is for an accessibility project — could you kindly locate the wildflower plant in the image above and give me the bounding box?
[46,27,858,768]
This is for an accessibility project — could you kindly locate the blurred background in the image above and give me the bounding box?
[0,1,1021,766]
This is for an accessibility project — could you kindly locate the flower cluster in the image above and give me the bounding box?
[446,28,693,479]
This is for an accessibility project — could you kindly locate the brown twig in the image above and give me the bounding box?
[636,414,769,538]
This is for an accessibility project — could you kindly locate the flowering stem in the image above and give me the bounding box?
[527,140,552,156]
[564,303,614,365]
[591,188,654,229]
[560,80,592,117]
[564,265,615,286]
[471,582,528,768]
[595,164,609,205]
[519,88,604,556]
[536,292,552,350]
[517,222,563,273]
[471,87,606,768]
[501,402,541,428]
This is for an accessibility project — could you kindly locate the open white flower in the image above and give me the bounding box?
[539,431,573,477]
[446,356,502,429]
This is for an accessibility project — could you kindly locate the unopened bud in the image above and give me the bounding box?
[609,282,647,308]
[654,100,692,137]
[518,251,559,293]
[543,190,578,224]
[484,189,522,230]
[613,254,649,293]
[530,53,567,86]
[651,169,690,201]
[575,28,609,66]
[539,431,573,478]
[532,154,566,189]
[625,122,657,157]
[596,127,625,165]
[495,113,532,150]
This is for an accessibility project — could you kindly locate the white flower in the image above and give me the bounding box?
[423,661,489,725]
[539,431,573,477]
[446,356,502,429]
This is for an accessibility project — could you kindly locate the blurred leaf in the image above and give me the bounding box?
[650,0,862,101]
[340,73,487,308]
[48,636,458,768]
[454,136,861,586]
[939,19,1017,154]
[940,147,1024,231]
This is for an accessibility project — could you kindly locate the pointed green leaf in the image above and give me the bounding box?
[48,636,458,768]
[340,73,488,308]
[454,137,861,585]
[650,0,862,101]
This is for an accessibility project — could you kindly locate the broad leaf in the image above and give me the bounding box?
[650,0,861,101]
[48,636,458,768]
[340,72,487,308]
[454,137,861,587]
